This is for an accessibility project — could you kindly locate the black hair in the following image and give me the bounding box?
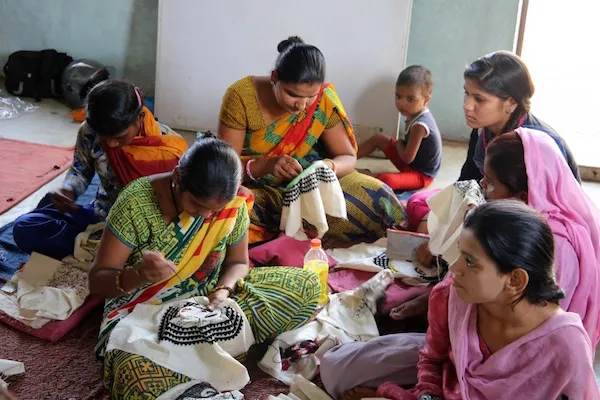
[464,51,534,133]
[396,65,434,95]
[178,133,241,201]
[464,200,564,306]
[274,36,325,84]
[486,131,528,196]
[79,68,110,103]
[84,79,143,138]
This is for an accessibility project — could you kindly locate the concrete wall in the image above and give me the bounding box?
[154,0,413,134]
[0,0,158,94]
[0,0,521,126]
[406,0,521,140]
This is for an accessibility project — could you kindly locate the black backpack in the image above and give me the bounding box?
[3,49,73,101]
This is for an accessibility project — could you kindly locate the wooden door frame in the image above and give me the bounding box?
[515,0,530,55]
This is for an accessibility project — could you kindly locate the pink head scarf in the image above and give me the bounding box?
[515,127,600,346]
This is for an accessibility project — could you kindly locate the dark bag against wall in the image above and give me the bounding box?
[3,49,73,101]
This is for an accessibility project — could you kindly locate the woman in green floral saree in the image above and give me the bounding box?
[89,136,319,399]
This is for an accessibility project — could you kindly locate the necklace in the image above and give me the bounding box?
[169,177,181,216]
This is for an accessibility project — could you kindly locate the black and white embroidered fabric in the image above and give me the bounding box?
[454,180,485,205]
[282,165,337,206]
[280,160,346,240]
[158,302,244,346]
[175,382,219,399]
[373,252,390,269]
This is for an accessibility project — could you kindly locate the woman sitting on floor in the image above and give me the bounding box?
[321,201,599,400]
[218,36,407,244]
[88,135,320,399]
[13,76,188,260]
[320,128,600,397]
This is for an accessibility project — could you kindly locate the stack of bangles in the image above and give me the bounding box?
[245,158,336,181]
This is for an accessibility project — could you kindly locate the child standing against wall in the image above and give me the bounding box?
[358,65,442,191]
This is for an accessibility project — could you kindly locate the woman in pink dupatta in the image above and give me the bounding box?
[376,201,599,400]
[484,128,600,345]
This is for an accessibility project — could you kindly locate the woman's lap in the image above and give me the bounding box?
[234,266,320,342]
[103,267,319,398]
[320,333,425,399]
[248,171,407,243]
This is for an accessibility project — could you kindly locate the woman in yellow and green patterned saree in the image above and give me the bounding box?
[88,135,320,399]
[218,36,407,244]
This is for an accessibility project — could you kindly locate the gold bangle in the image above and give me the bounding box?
[210,285,234,296]
[323,158,337,173]
[115,270,128,294]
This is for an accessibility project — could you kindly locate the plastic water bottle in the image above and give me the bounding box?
[303,239,329,305]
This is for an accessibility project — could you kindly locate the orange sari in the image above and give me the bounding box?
[104,107,188,187]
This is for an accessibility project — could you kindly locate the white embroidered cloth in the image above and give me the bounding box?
[280,161,346,240]
[156,380,244,400]
[107,296,255,392]
[328,239,430,286]
[427,180,485,265]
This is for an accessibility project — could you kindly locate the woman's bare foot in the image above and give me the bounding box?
[389,292,429,320]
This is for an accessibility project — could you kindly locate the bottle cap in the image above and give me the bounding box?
[310,238,322,248]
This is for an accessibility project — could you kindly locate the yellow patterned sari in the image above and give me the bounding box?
[220,76,408,244]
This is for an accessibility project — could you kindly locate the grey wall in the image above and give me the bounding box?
[0,0,158,94]
[406,0,521,140]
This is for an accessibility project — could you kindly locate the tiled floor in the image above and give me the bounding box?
[1,98,599,384]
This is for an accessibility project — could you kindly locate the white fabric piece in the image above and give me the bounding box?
[427,180,485,265]
[280,161,346,240]
[0,251,90,326]
[107,296,255,392]
[63,222,105,271]
[259,271,393,384]
[0,359,25,389]
[328,238,430,286]
[0,223,103,327]
[156,380,244,400]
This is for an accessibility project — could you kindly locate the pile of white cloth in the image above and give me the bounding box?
[0,223,103,327]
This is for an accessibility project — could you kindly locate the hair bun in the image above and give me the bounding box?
[79,67,110,102]
[277,36,304,53]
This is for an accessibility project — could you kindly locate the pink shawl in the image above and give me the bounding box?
[448,288,599,399]
[516,127,600,346]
